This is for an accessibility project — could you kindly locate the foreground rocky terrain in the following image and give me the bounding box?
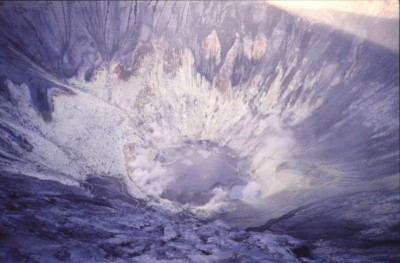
[0,172,309,262]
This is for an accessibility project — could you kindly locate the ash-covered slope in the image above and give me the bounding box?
[0,1,399,262]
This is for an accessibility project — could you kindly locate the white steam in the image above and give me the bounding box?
[129,155,174,198]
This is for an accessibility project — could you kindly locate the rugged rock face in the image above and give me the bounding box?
[0,1,399,262]
[0,172,307,262]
